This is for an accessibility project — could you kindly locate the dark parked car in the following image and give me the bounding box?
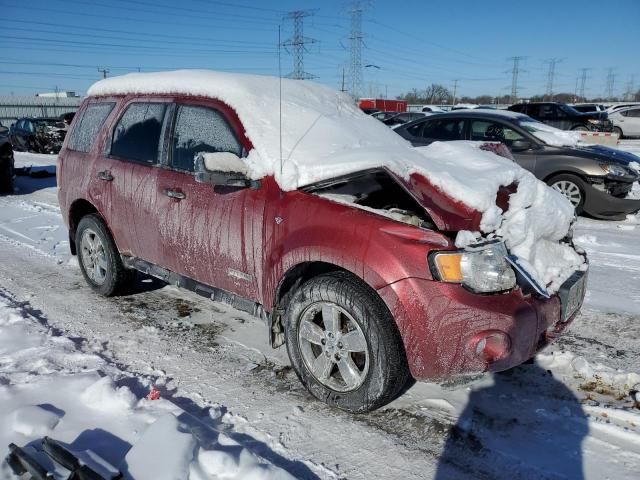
[382,111,427,126]
[58,71,587,412]
[9,117,68,154]
[394,110,640,219]
[0,134,15,193]
[370,111,397,121]
[508,102,612,132]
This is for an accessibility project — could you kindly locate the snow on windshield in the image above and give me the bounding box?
[520,120,584,147]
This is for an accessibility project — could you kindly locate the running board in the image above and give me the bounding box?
[121,256,269,323]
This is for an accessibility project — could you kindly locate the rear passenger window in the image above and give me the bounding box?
[111,103,167,164]
[171,105,242,172]
[68,103,114,152]
[421,119,465,141]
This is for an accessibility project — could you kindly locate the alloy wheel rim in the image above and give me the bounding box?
[298,302,369,392]
[552,180,582,207]
[80,228,108,285]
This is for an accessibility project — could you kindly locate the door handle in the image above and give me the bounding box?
[96,170,113,181]
[164,188,185,200]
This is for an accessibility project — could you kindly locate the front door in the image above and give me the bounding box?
[156,102,265,301]
[469,119,537,172]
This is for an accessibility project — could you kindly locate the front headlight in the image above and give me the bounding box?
[599,163,629,177]
[431,242,517,293]
[587,119,600,124]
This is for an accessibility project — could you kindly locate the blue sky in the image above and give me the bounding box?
[2,0,639,99]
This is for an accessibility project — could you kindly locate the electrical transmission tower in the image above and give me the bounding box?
[578,68,590,99]
[625,75,636,101]
[348,3,364,98]
[545,58,561,100]
[281,10,317,80]
[604,68,616,100]
[507,56,525,103]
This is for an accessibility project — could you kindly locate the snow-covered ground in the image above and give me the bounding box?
[1,147,639,479]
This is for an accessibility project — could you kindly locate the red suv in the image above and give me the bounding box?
[58,71,587,412]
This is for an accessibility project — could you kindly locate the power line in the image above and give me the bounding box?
[281,10,317,80]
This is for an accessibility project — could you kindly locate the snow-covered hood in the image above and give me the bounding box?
[89,70,585,292]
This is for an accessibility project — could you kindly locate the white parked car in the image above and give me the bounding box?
[609,106,640,139]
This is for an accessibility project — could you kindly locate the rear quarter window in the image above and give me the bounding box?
[67,103,115,153]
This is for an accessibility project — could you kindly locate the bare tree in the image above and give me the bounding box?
[398,84,451,104]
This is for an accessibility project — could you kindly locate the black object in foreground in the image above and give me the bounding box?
[5,438,122,480]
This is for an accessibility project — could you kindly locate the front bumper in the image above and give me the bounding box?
[378,277,583,381]
[584,182,640,220]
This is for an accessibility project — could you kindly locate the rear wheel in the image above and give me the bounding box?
[547,174,585,215]
[76,214,134,296]
[613,126,624,140]
[284,272,410,413]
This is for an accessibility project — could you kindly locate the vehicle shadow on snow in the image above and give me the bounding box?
[115,376,321,480]
[434,362,588,480]
[8,166,57,196]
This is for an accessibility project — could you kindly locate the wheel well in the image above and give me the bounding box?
[543,171,588,185]
[275,261,347,310]
[68,199,99,255]
[268,261,348,348]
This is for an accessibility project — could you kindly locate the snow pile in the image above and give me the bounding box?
[88,71,584,291]
[0,296,296,480]
[629,161,640,173]
[519,121,584,147]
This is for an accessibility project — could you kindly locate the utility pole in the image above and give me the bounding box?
[348,2,364,98]
[507,56,525,104]
[97,67,109,79]
[545,58,561,100]
[341,67,346,92]
[578,68,590,99]
[282,10,317,80]
[604,68,616,100]
[452,79,459,105]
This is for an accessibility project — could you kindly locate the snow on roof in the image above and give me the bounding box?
[89,71,584,291]
[89,69,416,191]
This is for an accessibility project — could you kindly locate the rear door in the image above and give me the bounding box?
[93,99,170,264]
[156,100,265,300]
[410,117,467,146]
[620,108,640,136]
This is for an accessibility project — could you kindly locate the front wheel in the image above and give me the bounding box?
[571,125,589,131]
[76,214,134,296]
[547,174,585,215]
[284,272,410,413]
[613,126,624,140]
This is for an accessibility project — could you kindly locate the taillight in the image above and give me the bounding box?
[471,330,511,363]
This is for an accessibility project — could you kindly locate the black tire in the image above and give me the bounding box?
[613,126,624,140]
[76,214,134,296]
[571,125,589,131]
[546,173,586,215]
[284,272,410,413]
[0,158,13,194]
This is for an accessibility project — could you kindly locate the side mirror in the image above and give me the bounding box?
[194,152,256,188]
[511,139,532,152]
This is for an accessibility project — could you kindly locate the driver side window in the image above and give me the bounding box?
[171,105,243,172]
